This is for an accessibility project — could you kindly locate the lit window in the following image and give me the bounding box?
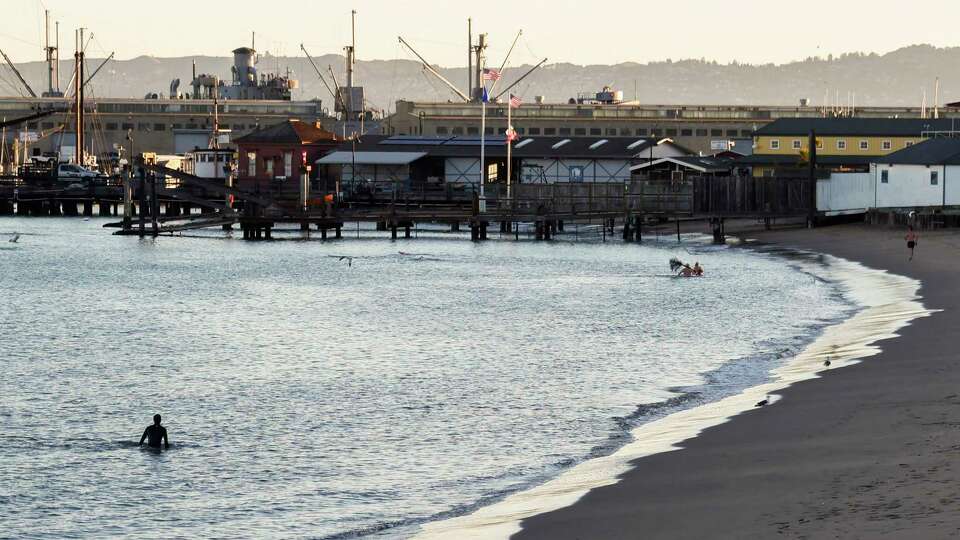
[265,159,274,177]
[882,140,892,150]
[770,139,780,150]
[284,151,293,178]
[246,152,256,177]
[859,140,869,150]
[792,140,802,150]
[837,140,847,150]
[816,139,823,150]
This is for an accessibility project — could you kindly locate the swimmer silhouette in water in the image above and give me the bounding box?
[139,414,169,449]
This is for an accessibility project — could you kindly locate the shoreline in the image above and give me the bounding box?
[415,226,932,539]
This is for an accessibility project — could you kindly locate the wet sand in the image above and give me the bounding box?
[517,224,960,539]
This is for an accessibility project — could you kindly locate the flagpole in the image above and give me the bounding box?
[479,83,486,213]
[507,99,512,201]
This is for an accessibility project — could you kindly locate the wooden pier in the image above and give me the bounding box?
[0,165,816,244]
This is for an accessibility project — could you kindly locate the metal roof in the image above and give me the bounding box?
[631,156,734,173]
[336,135,689,159]
[875,137,960,165]
[316,151,428,165]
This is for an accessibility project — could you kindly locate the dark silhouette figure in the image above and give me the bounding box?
[139,414,169,449]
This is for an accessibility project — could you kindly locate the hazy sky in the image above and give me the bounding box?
[4,0,960,67]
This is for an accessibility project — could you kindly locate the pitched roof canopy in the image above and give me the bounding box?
[233,119,338,145]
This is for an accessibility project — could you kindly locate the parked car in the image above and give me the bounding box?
[56,163,102,180]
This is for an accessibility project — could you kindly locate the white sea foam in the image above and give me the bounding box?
[415,251,933,539]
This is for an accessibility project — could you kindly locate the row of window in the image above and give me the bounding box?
[433,125,752,138]
[244,151,295,178]
[880,169,939,185]
[769,139,915,151]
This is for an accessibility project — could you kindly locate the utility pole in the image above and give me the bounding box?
[467,18,472,101]
[75,28,85,166]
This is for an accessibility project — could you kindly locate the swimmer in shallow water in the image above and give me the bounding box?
[139,414,169,449]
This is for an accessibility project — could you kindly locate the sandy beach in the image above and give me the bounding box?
[516,223,959,539]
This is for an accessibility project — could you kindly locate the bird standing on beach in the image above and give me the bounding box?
[755,396,770,407]
[9,233,20,243]
[338,256,353,267]
[824,358,831,367]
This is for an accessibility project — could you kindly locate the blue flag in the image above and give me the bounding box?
[481,85,489,103]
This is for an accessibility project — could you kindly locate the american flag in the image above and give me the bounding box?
[509,94,522,108]
[481,68,501,81]
[505,127,519,142]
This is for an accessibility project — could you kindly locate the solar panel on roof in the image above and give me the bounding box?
[379,139,447,146]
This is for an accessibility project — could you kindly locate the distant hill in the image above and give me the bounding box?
[2,45,958,111]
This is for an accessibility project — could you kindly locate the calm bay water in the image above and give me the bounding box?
[1,218,851,538]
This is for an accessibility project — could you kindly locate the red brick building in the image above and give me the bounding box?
[234,119,338,191]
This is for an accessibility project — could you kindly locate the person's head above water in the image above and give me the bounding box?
[153,414,161,425]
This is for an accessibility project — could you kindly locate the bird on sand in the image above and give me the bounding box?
[9,233,20,243]
[755,396,770,407]
[338,256,353,267]
[824,357,832,367]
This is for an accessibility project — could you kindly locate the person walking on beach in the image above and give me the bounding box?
[139,414,169,449]
[905,226,919,261]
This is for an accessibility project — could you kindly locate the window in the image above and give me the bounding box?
[153,123,166,131]
[606,128,617,136]
[517,127,525,135]
[859,140,869,150]
[619,128,631,136]
[882,140,892,150]
[792,140,802,150]
[265,159,274,177]
[559,127,571,135]
[466,127,478,135]
[931,170,939,185]
[435,126,448,134]
[246,152,256,177]
[528,127,541,135]
[186,123,198,129]
[881,169,889,183]
[545,127,557,135]
[484,127,494,135]
[137,123,150,131]
[726,129,739,137]
[452,126,464,135]
[740,130,753,137]
[837,140,847,150]
[696,129,708,137]
[172,123,183,130]
[905,140,914,147]
[681,129,693,136]
[816,139,823,150]
[122,123,134,131]
[106,123,118,131]
[284,151,293,178]
[589,128,602,135]
[665,128,677,136]
[569,165,584,182]
[635,128,647,136]
[574,128,586,135]
[711,129,723,137]
[769,139,780,150]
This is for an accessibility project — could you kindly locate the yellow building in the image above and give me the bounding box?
[742,118,956,176]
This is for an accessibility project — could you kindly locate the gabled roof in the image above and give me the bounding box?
[631,156,735,173]
[233,119,337,145]
[876,137,960,165]
[337,135,692,159]
[755,118,960,137]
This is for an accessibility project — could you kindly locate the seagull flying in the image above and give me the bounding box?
[338,256,353,267]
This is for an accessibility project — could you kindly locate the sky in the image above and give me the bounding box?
[4,0,960,67]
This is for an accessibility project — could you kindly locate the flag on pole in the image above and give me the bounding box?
[481,68,501,81]
[509,94,522,108]
[505,126,519,142]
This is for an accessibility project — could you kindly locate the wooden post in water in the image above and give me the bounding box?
[137,166,146,237]
[676,218,681,243]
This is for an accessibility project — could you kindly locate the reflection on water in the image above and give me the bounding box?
[1,219,849,539]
